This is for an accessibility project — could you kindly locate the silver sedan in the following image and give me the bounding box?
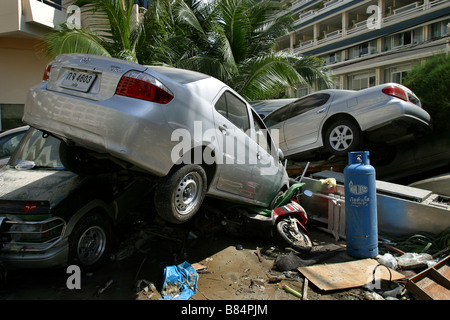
[23,54,289,224]
[252,84,431,159]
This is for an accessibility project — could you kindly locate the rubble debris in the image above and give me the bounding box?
[272,244,345,271]
[97,279,113,295]
[376,253,398,270]
[160,261,199,300]
[297,258,404,291]
[279,284,302,299]
[397,253,438,269]
[302,278,309,300]
[406,255,450,300]
[255,247,263,262]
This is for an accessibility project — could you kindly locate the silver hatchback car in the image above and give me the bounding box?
[23,54,289,224]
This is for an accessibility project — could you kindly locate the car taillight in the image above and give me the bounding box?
[43,64,52,81]
[382,85,407,102]
[115,71,174,104]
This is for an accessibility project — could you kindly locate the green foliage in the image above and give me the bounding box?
[140,0,333,100]
[43,0,145,63]
[403,54,450,136]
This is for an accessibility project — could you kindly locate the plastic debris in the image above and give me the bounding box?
[397,252,438,269]
[320,178,336,189]
[160,261,199,300]
[376,253,398,270]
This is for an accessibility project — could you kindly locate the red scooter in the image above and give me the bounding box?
[196,183,313,253]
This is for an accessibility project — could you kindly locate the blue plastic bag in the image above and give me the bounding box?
[160,261,199,300]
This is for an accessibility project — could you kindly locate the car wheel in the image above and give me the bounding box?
[68,213,112,272]
[155,165,207,224]
[325,119,362,156]
[59,140,119,175]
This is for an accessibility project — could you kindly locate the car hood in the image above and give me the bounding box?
[0,167,82,207]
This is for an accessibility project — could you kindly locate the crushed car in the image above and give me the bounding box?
[23,53,290,224]
[251,84,431,159]
[0,128,154,271]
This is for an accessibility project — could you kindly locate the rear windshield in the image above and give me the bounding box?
[148,66,210,84]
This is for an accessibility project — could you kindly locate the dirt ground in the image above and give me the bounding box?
[0,202,388,303]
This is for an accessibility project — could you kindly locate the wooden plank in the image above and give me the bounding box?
[297,258,405,291]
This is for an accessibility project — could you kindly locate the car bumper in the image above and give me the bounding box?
[356,99,431,142]
[0,241,69,270]
[24,83,177,177]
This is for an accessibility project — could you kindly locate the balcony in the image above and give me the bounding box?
[22,0,66,29]
[291,0,450,53]
[0,0,66,38]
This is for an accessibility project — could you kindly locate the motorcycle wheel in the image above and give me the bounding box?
[276,219,312,253]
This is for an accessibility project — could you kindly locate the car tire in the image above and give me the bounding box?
[59,140,119,175]
[68,213,112,272]
[154,164,207,224]
[324,119,362,157]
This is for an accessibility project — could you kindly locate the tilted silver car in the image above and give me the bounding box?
[252,84,431,159]
[23,54,289,224]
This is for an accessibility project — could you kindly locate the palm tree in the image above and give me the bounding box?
[146,0,333,100]
[43,0,145,63]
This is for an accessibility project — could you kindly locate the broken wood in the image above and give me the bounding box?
[406,255,450,300]
[255,247,263,263]
[302,278,309,300]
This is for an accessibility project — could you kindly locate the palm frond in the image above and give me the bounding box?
[42,26,111,58]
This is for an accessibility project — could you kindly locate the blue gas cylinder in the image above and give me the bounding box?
[344,151,378,258]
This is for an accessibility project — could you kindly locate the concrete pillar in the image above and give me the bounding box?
[342,11,348,36]
[290,32,296,51]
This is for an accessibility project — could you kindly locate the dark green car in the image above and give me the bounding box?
[0,128,154,271]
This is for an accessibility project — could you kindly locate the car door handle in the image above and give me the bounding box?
[219,124,229,135]
[316,107,327,114]
[257,151,262,160]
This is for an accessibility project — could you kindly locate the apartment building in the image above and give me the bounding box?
[0,0,66,131]
[276,0,450,96]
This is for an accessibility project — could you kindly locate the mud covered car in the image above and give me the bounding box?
[254,84,431,159]
[0,128,154,271]
[23,54,289,224]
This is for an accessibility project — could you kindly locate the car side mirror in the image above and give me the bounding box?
[277,148,284,162]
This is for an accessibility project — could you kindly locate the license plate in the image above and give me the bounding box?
[61,70,96,92]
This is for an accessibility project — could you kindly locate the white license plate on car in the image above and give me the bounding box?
[61,70,96,92]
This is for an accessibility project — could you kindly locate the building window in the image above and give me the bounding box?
[348,71,376,90]
[431,20,450,39]
[0,104,25,131]
[384,65,412,84]
[384,27,426,51]
[347,40,377,60]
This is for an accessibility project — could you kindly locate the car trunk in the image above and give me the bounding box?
[46,54,147,101]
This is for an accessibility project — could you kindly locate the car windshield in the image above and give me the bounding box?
[9,128,65,170]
